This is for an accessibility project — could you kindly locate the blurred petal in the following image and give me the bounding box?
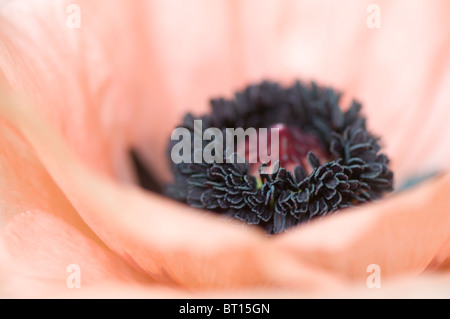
[0,113,111,247]
[306,273,450,299]
[30,271,450,299]
[138,0,450,184]
[0,89,345,291]
[0,90,153,297]
[0,0,344,292]
[0,0,157,183]
[2,0,450,185]
[0,209,151,298]
[275,173,450,285]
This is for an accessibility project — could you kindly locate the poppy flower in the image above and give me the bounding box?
[0,0,449,298]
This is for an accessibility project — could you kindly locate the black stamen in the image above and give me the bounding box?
[165,80,394,234]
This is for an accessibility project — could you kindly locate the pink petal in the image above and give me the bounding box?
[0,209,151,298]
[0,89,345,291]
[2,0,450,185]
[275,173,450,285]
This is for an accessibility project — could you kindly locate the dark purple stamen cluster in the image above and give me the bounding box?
[166,80,394,234]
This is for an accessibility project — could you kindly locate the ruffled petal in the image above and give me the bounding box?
[0,210,151,298]
[275,173,450,283]
[0,88,344,291]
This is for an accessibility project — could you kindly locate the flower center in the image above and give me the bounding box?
[240,123,329,176]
